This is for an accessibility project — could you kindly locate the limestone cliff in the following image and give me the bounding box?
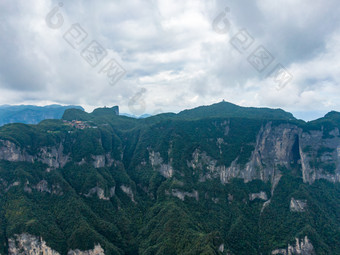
[8,233,105,255]
[272,236,315,255]
[0,140,69,169]
[290,198,307,212]
[149,150,174,178]
[186,122,340,185]
[1,121,339,186]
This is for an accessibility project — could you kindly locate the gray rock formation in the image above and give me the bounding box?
[38,144,69,169]
[67,245,105,255]
[8,233,105,255]
[92,155,105,168]
[8,233,60,255]
[249,191,268,201]
[149,150,174,178]
[290,198,307,212]
[228,194,234,203]
[23,180,63,195]
[0,140,69,169]
[272,236,315,255]
[84,187,108,200]
[120,185,136,203]
[35,180,51,193]
[261,199,272,213]
[187,122,340,186]
[80,154,115,168]
[218,243,224,252]
[220,123,300,184]
[299,130,340,184]
[1,180,20,192]
[170,189,199,201]
[109,186,116,197]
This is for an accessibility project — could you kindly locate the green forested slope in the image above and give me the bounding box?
[0,102,338,255]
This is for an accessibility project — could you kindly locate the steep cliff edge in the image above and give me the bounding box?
[9,233,105,255]
[180,121,340,186]
[0,139,69,168]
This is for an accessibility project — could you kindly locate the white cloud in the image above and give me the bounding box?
[0,0,339,120]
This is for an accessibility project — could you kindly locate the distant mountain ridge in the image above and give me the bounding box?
[0,104,84,126]
[177,101,296,120]
[65,101,296,123]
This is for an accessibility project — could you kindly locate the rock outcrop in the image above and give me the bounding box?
[272,236,315,255]
[8,233,105,255]
[0,179,20,193]
[92,155,105,168]
[120,185,136,203]
[149,150,174,178]
[38,144,69,168]
[249,191,268,201]
[299,130,340,184]
[186,122,340,185]
[8,233,60,255]
[83,186,115,200]
[68,244,105,255]
[290,198,307,212]
[23,180,63,195]
[185,123,299,186]
[0,140,69,169]
[170,189,199,201]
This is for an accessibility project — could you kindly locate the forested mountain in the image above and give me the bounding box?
[0,102,338,255]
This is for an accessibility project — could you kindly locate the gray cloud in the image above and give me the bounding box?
[0,0,339,120]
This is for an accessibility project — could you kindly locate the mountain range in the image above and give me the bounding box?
[0,101,338,255]
[0,105,84,126]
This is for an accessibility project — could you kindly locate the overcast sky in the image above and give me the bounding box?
[1,0,340,120]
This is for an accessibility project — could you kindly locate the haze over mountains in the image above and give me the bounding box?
[0,101,333,127]
[0,101,338,254]
[0,105,84,126]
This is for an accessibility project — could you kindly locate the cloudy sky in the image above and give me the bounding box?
[1,0,340,120]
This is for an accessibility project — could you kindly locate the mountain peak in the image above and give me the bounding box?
[62,106,119,121]
[324,110,340,119]
[177,101,295,120]
[91,106,119,116]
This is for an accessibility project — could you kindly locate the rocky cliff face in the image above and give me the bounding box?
[242,123,300,183]
[83,186,115,200]
[0,140,69,169]
[8,234,105,255]
[1,122,339,186]
[249,191,268,201]
[299,129,340,183]
[185,123,298,186]
[186,122,340,186]
[272,236,315,255]
[8,233,60,255]
[149,150,174,178]
[216,122,301,186]
[0,140,34,163]
[120,185,136,203]
[0,139,117,171]
[290,198,307,212]
[168,189,199,201]
[68,245,105,255]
